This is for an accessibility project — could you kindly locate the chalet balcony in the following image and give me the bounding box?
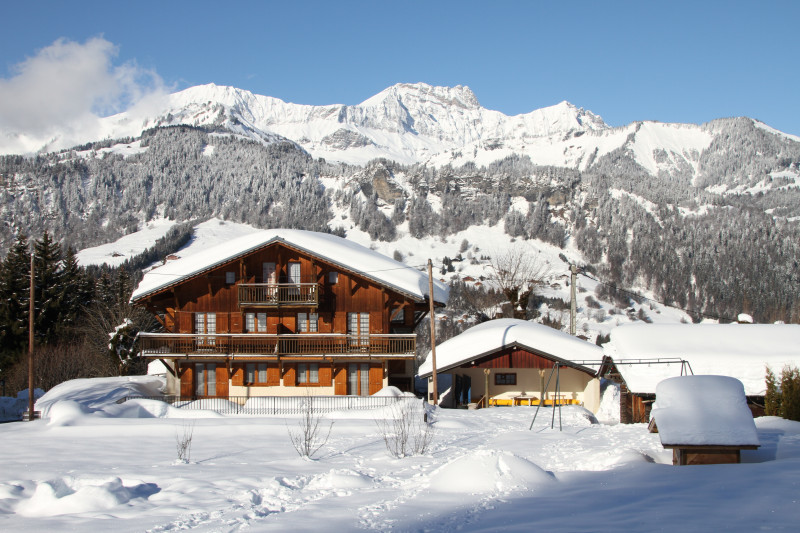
[237,283,319,307]
[139,333,416,357]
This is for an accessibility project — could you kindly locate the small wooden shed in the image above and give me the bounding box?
[650,375,760,465]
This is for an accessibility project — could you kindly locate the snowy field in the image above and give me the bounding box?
[0,378,799,532]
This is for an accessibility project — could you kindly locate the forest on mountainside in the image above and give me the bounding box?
[0,120,798,325]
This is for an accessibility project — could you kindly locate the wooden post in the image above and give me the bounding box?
[427,259,438,405]
[28,252,35,421]
[570,264,577,336]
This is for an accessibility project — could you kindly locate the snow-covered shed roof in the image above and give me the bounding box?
[418,318,604,378]
[131,229,449,304]
[651,375,759,447]
[604,324,800,396]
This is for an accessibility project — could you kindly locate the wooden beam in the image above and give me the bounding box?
[158,359,177,377]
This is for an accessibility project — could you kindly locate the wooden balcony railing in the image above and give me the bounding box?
[238,283,319,307]
[139,333,416,357]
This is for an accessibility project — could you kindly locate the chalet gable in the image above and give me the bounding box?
[131,229,448,306]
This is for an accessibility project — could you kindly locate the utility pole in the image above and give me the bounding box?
[570,264,577,336]
[427,259,438,405]
[28,251,35,421]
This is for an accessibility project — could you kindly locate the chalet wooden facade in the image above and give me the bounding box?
[131,230,448,400]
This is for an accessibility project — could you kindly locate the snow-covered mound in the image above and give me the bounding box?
[651,375,759,447]
[35,376,165,418]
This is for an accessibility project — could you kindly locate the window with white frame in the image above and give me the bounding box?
[297,312,318,333]
[297,363,320,384]
[245,312,268,332]
[245,363,269,384]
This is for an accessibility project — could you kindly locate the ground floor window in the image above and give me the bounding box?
[297,363,320,384]
[494,373,517,386]
[245,363,268,384]
[195,363,217,396]
[348,363,370,396]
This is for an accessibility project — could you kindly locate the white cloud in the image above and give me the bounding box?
[0,37,167,153]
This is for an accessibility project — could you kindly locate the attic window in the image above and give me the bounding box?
[329,272,339,284]
[226,271,236,284]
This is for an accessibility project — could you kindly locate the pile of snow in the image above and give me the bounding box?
[651,375,760,447]
[35,376,165,418]
[418,318,603,376]
[15,476,159,518]
[428,449,553,493]
[604,323,800,395]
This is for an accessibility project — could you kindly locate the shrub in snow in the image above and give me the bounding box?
[287,394,334,459]
[376,398,435,458]
[176,420,195,463]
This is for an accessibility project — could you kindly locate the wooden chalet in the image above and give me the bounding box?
[417,319,605,410]
[131,229,448,400]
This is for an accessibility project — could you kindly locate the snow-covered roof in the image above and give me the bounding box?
[418,318,604,377]
[604,324,800,395]
[651,375,759,447]
[130,229,449,304]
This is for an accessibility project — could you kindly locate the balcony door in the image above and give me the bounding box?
[262,262,277,300]
[195,312,216,347]
[347,312,369,349]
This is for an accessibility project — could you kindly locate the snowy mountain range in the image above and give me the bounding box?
[2,82,800,327]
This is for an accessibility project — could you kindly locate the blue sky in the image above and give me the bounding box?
[2,0,799,135]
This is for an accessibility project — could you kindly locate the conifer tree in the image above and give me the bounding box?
[0,233,31,366]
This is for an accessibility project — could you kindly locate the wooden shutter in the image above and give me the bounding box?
[179,312,192,333]
[267,364,280,386]
[216,364,229,397]
[334,365,347,395]
[230,313,243,333]
[284,364,296,387]
[179,364,193,398]
[231,364,244,386]
[319,364,332,387]
[368,364,383,395]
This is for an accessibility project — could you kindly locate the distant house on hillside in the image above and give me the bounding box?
[417,319,605,411]
[131,229,448,399]
[603,323,800,423]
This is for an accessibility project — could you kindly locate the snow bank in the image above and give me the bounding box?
[16,476,158,517]
[651,375,759,447]
[418,318,603,377]
[605,323,800,395]
[131,228,449,304]
[35,376,165,418]
[428,449,554,493]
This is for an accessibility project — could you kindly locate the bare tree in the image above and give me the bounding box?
[287,394,334,459]
[486,246,551,319]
